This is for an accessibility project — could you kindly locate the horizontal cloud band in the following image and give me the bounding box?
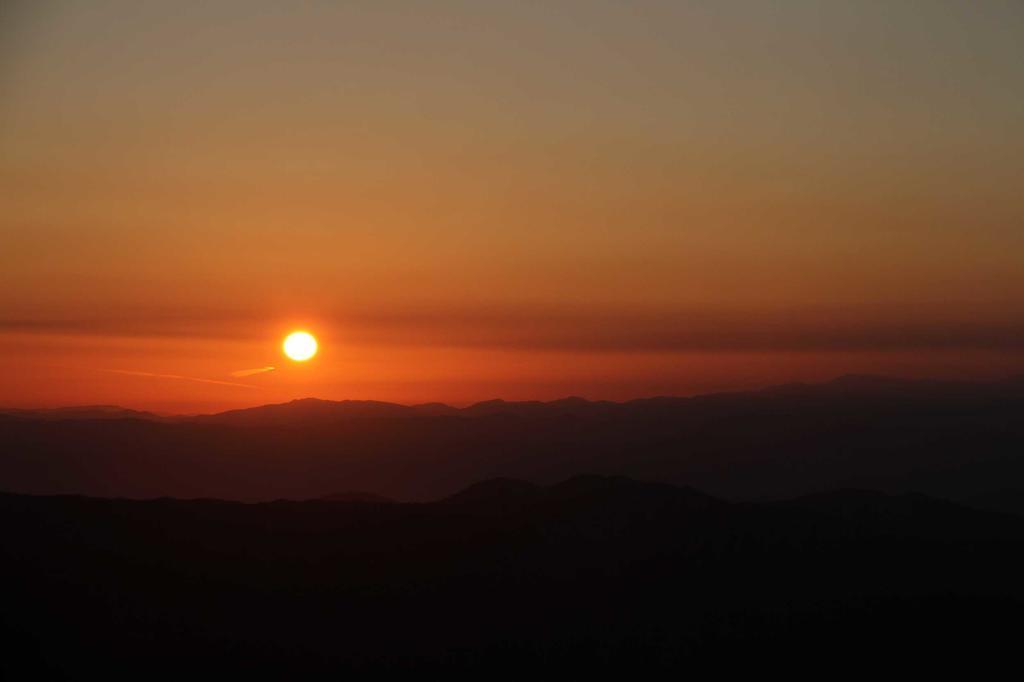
[3,305,1024,353]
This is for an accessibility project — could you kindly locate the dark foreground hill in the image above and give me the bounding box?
[3,477,1023,677]
[3,376,1024,503]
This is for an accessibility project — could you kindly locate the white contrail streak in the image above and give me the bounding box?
[102,369,258,389]
[230,366,276,378]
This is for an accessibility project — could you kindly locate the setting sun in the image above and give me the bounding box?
[283,331,318,362]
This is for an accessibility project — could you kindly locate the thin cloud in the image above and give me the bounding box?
[8,304,1024,353]
[231,366,276,378]
[102,369,258,389]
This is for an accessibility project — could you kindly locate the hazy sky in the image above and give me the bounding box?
[2,1,1023,411]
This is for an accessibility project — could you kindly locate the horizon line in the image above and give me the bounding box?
[3,373,1023,418]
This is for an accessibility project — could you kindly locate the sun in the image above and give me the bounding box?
[283,331,318,362]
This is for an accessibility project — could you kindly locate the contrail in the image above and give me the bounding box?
[102,369,258,389]
[231,366,276,378]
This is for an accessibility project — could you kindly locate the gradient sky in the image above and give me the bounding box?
[2,1,1023,412]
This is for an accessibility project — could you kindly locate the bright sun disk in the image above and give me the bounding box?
[283,331,318,361]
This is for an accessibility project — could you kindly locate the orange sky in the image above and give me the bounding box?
[1,1,1023,412]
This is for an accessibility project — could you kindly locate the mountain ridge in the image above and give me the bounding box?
[6,374,1022,424]
[5,473,1024,675]
[3,375,1024,503]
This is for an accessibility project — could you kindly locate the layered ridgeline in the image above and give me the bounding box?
[3,476,1024,675]
[2,376,1024,503]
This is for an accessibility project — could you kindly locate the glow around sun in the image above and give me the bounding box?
[283,331,318,361]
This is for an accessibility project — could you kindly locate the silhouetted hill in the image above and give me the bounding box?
[194,395,614,423]
[773,488,1024,540]
[409,401,462,416]
[194,397,418,425]
[964,489,1024,517]
[3,376,1024,502]
[444,477,542,504]
[546,474,724,510]
[3,478,1023,676]
[0,404,163,421]
[316,490,395,503]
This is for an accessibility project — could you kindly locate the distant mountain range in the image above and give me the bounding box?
[0,404,164,421]
[2,375,1024,504]
[4,475,1024,675]
[8,374,1022,424]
